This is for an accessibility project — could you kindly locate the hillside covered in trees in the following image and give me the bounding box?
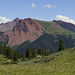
[0,45,52,64]
[14,33,75,53]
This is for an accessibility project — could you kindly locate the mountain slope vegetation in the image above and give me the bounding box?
[14,33,75,53]
[35,19,75,37]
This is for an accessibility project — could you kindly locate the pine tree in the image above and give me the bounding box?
[46,49,51,55]
[17,51,20,58]
[58,38,65,51]
[6,48,10,57]
[22,54,25,61]
[32,48,38,57]
[9,49,14,59]
[26,47,31,58]
[13,51,18,61]
[42,50,46,56]
[38,48,42,55]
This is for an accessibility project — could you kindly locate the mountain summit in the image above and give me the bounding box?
[7,18,46,46]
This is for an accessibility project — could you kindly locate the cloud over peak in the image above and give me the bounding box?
[31,3,37,8]
[0,16,11,24]
[56,15,75,25]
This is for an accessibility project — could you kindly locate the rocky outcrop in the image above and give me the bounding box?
[7,18,46,46]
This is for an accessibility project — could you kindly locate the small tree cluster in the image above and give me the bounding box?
[0,45,25,61]
[25,47,52,58]
[0,45,52,61]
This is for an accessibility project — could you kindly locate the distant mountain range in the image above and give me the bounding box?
[0,18,20,32]
[0,18,75,53]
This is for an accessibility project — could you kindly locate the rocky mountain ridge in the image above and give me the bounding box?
[0,18,20,32]
[7,18,46,46]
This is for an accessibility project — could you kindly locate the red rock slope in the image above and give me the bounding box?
[7,18,46,47]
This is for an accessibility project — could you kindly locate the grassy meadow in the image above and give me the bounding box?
[0,47,75,75]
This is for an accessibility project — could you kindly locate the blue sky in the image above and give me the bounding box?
[0,0,75,24]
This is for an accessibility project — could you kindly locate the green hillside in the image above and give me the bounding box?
[0,47,75,75]
[35,20,75,37]
[14,33,75,53]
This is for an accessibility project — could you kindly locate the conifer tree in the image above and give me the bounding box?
[26,47,31,58]
[9,49,14,59]
[22,54,25,61]
[58,38,65,51]
[13,51,18,61]
[17,51,20,58]
[32,48,37,57]
[38,48,42,55]
[46,49,51,55]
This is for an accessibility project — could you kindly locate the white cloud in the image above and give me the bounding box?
[39,19,45,21]
[44,4,51,8]
[56,15,75,25]
[44,4,56,8]
[0,16,11,24]
[31,3,37,8]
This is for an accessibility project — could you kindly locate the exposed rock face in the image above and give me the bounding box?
[0,18,20,32]
[7,18,45,47]
[53,20,75,32]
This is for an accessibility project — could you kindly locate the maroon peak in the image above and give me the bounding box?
[7,18,46,46]
[13,17,20,23]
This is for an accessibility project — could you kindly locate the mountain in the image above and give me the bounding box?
[0,18,75,53]
[7,18,46,46]
[35,19,75,37]
[53,20,75,33]
[0,18,20,32]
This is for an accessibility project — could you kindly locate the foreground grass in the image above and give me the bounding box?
[0,54,12,65]
[0,48,75,75]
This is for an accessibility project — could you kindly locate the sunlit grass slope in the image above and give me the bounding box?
[0,47,75,75]
[35,20,75,37]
